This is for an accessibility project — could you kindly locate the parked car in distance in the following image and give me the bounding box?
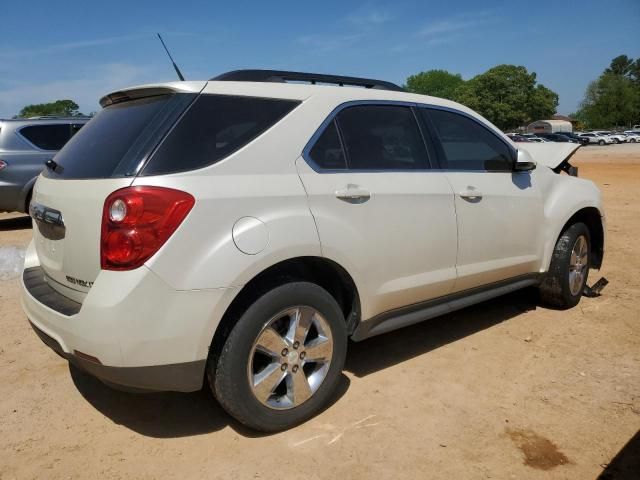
[594,131,627,144]
[506,133,532,142]
[578,132,613,145]
[550,131,590,146]
[536,133,580,143]
[0,117,89,212]
[520,134,548,143]
[623,132,640,143]
[21,70,605,432]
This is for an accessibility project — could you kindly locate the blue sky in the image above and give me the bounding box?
[1,0,638,118]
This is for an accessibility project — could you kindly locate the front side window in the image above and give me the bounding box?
[19,124,71,151]
[424,108,513,171]
[336,105,429,170]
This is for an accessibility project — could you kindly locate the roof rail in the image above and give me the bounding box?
[210,69,404,92]
[25,115,92,120]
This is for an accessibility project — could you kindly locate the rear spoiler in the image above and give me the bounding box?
[516,143,581,176]
[99,87,178,107]
[99,82,207,108]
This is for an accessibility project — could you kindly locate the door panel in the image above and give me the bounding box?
[297,159,457,319]
[445,170,544,291]
[421,107,544,291]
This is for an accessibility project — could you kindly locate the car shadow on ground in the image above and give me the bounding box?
[69,364,350,439]
[346,287,538,377]
[70,287,538,439]
[0,215,31,231]
[597,430,640,480]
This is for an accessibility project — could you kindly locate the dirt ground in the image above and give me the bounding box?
[1,144,639,479]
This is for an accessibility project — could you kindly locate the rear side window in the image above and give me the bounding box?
[424,109,513,171]
[19,124,71,150]
[336,105,429,170]
[142,95,300,176]
[308,120,347,169]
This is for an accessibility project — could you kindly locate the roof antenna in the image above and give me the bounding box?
[157,33,185,81]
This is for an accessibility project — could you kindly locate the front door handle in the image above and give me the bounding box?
[459,188,483,200]
[335,186,371,204]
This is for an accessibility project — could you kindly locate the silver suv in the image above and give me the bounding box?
[0,117,88,212]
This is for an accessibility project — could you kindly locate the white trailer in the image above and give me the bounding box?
[527,120,573,134]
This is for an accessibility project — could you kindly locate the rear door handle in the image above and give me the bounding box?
[335,186,371,203]
[459,188,483,200]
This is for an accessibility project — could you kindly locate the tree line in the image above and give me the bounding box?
[405,65,558,131]
[406,56,640,130]
[572,55,640,129]
[13,99,87,118]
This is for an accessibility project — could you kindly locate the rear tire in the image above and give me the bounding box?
[539,223,590,309]
[24,189,33,214]
[211,282,347,432]
[598,140,605,146]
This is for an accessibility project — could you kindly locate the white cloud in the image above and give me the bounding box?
[0,34,148,59]
[296,33,365,54]
[417,11,497,39]
[347,9,391,26]
[0,63,158,117]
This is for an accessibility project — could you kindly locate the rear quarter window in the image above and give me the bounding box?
[141,94,300,176]
[19,124,71,151]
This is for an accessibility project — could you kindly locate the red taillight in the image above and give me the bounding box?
[0,160,7,170]
[101,186,195,271]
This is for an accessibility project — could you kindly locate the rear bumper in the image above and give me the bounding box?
[21,241,240,392]
[28,320,205,392]
[0,181,26,212]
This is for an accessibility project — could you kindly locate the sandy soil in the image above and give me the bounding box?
[1,144,639,479]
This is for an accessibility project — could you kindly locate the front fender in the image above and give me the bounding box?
[540,174,604,272]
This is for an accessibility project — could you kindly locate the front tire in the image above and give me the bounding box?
[211,282,347,432]
[598,140,605,146]
[539,223,590,309]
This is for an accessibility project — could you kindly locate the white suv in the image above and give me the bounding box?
[578,132,613,145]
[21,70,605,431]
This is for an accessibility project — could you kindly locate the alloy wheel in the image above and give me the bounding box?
[569,235,589,296]
[248,306,334,410]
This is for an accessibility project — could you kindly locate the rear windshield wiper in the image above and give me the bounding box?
[45,158,63,174]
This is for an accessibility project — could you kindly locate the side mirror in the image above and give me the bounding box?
[514,149,536,172]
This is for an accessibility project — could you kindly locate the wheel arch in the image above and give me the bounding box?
[547,207,605,271]
[207,256,361,371]
[562,207,604,269]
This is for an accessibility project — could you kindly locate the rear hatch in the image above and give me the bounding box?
[30,84,204,301]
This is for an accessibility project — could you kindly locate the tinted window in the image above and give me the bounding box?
[143,95,300,175]
[308,120,346,169]
[337,105,429,170]
[425,109,513,171]
[20,124,70,150]
[46,94,185,179]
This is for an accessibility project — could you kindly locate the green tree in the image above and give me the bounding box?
[605,55,633,76]
[16,99,83,118]
[405,69,464,100]
[578,73,640,128]
[453,65,558,130]
[630,58,640,85]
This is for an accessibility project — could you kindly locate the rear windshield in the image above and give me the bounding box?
[44,94,193,179]
[140,94,300,176]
